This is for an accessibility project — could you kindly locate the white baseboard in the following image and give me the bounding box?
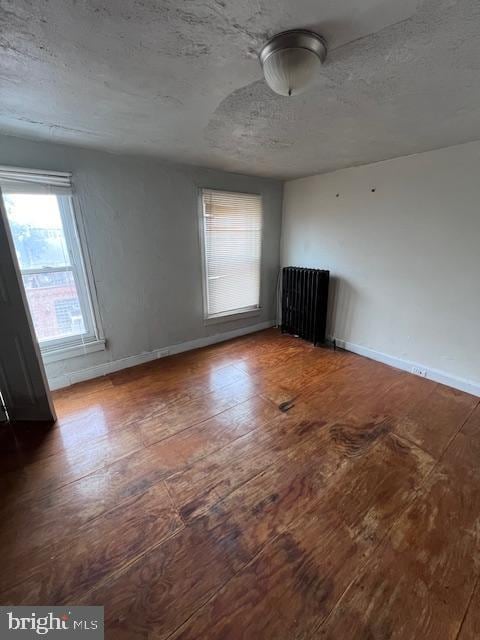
[48,321,274,390]
[332,337,480,398]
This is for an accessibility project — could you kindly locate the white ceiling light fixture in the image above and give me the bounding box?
[259,30,327,97]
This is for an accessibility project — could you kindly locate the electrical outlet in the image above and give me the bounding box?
[411,365,427,378]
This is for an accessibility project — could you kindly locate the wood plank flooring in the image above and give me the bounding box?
[1,328,479,639]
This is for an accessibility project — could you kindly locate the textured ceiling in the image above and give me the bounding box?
[1,0,480,178]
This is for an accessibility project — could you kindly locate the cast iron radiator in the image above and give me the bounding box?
[281,267,330,346]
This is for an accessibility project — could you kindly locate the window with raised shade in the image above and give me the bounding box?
[0,166,104,362]
[201,189,263,320]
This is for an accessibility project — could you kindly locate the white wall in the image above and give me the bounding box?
[0,134,283,388]
[282,140,480,395]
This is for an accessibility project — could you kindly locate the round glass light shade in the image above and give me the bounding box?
[262,47,321,96]
[259,30,327,97]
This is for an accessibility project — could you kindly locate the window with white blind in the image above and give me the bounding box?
[0,165,104,362]
[200,189,263,320]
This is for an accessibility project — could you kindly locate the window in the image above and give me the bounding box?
[200,189,262,319]
[0,166,104,361]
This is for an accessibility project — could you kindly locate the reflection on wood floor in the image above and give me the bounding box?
[1,328,479,639]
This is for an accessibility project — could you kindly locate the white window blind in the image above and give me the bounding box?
[0,165,72,195]
[201,189,262,318]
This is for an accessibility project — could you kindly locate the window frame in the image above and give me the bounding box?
[4,191,105,361]
[198,187,264,323]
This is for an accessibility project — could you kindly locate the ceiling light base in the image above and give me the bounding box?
[259,30,327,68]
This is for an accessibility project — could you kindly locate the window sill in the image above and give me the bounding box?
[204,307,262,326]
[41,338,106,364]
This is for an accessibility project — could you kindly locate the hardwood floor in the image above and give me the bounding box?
[1,328,479,639]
